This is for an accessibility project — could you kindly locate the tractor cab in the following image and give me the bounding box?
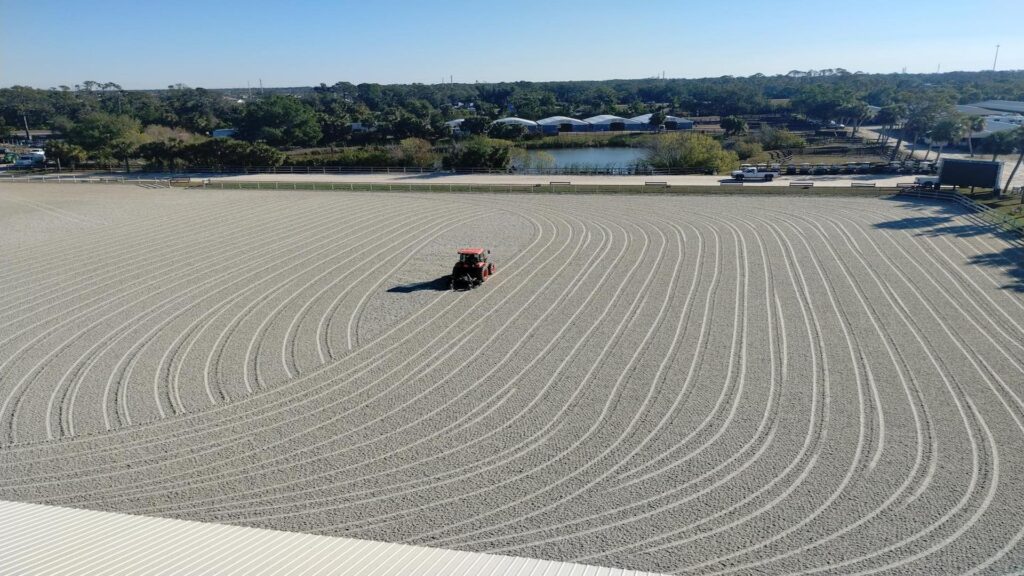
[459,251,486,265]
[451,248,495,290]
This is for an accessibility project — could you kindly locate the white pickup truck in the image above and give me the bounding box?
[731,166,780,181]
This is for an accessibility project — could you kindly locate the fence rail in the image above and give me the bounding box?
[0,174,910,197]
[896,186,1024,238]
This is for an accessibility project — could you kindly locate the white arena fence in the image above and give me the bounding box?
[1,173,1021,237]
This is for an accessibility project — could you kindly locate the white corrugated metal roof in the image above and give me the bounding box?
[536,116,589,126]
[629,114,694,124]
[492,117,539,127]
[583,114,632,124]
[0,500,667,576]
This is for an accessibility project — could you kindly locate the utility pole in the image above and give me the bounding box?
[22,114,31,142]
[993,44,1000,71]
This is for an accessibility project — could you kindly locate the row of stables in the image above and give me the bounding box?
[446,114,695,134]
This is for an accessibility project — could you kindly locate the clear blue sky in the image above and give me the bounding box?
[2,0,1022,89]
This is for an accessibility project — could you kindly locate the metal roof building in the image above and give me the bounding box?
[536,115,590,134]
[630,113,695,130]
[583,115,647,131]
[974,115,1024,139]
[492,117,540,127]
[955,104,1005,117]
[492,117,541,133]
[969,100,1024,115]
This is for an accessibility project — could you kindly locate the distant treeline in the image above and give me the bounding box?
[3,71,1023,174]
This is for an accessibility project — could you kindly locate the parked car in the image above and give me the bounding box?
[14,153,45,168]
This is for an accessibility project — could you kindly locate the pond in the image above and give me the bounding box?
[521,147,650,172]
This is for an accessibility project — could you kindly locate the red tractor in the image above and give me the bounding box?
[451,248,495,290]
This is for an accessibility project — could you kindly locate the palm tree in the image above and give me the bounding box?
[963,115,985,157]
[931,115,965,162]
[922,126,935,161]
[918,116,941,161]
[838,101,871,135]
[1003,127,1024,194]
[876,104,903,146]
[885,104,909,160]
[985,131,1017,162]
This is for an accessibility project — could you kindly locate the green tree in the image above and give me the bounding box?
[648,110,667,129]
[901,93,955,161]
[647,132,739,174]
[163,85,235,133]
[137,140,184,170]
[236,95,322,146]
[720,115,748,136]
[876,103,907,150]
[486,122,528,140]
[109,138,138,173]
[67,112,144,170]
[182,138,285,169]
[459,117,489,135]
[929,114,965,161]
[44,141,87,169]
[962,115,986,157]
[838,100,872,134]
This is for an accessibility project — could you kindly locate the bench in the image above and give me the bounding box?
[790,181,815,187]
[850,182,876,188]
[644,181,669,187]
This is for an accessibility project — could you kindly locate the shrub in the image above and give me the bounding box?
[646,132,739,173]
[442,136,513,170]
[759,127,807,150]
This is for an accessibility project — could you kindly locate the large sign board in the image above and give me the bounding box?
[939,159,1003,190]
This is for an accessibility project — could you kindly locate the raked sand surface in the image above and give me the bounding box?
[1,183,1024,574]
